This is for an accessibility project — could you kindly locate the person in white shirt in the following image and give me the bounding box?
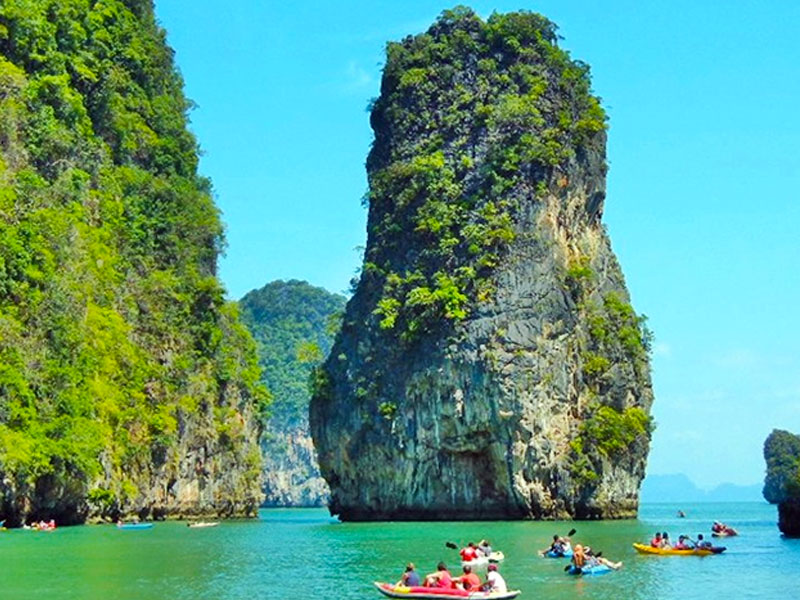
[484,564,507,593]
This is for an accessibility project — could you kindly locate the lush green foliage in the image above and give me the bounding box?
[238,280,345,427]
[362,7,606,340]
[0,0,266,518]
[581,290,652,371]
[570,404,653,484]
[763,429,800,503]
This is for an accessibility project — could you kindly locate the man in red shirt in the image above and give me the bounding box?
[459,542,479,562]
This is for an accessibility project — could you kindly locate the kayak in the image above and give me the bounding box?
[117,523,154,530]
[632,543,724,556]
[188,521,219,528]
[461,551,505,568]
[545,548,573,558]
[567,563,611,576]
[374,582,520,599]
[712,529,738,537]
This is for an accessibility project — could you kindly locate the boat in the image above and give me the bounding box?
[374,582,520,599]
[632,543,725,556]
[544,548,573,558]
[711,528,738,537]
[461,551,505,568]
[567,563,611,576]
[188,521,219,528]
[117,522,154,530]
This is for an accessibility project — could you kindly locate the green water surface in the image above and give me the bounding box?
[2,502,797,599]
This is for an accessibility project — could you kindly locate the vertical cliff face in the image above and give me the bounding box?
[763,429,800,537]
[310,8,654,520]
[0,0,266,525]
[239,280,345,507]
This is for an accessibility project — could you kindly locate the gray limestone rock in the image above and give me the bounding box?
[310,9,654,521]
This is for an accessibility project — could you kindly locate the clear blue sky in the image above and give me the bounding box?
[155,1,800,489]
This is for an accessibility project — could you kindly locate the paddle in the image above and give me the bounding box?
[445,541,458,549]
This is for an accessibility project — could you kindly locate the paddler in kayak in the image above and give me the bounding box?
[650,532,663,548]
[423,562,452,588]
[695,534,712,549]
[673,535,691,550]
[453,565,481,591]
[540,534,571,556]
[571,544,587,569]
[459,542,479,562]
[481,564,507,593]
[396,563,421,587]
[584,546,622,570]
[477,539,492,557]
[712,521,737,535]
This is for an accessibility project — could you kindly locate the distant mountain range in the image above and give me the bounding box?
[641,474,764,503]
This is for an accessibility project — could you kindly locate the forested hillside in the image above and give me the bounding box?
[239,280,344,506]
[0,0,266,525]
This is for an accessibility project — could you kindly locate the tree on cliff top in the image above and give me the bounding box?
[0,0,266,523]
[764,429,800,503]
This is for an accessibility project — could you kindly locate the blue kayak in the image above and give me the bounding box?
[567,563,611,576]
[546,549,574,558]
[117,523,153,530]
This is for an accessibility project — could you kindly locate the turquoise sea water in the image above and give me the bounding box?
[2,502,797,599]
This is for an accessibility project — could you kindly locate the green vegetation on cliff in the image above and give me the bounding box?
[764,429,800,502]
[312,7,653,521]
[239,280,344,427]
[239,280,344,506]
[0,0,266,523]
[364,6,606,341]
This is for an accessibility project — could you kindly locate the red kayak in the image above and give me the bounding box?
[374,582,521,599]
[711,524,738,537]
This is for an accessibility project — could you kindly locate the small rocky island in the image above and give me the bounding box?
[310,8,654,520]
[763,429,800,537]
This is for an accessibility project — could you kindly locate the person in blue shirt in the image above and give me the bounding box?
[397,563,421,587]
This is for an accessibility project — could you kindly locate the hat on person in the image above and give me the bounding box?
[487,564,498,571]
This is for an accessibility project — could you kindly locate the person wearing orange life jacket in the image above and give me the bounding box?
[571,544,586,569]
[454,565,481,591]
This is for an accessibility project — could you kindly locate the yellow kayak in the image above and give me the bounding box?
[632,543,715,556]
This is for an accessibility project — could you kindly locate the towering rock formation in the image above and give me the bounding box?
[0,0,265,525]
[310,8,654,520]
[763,429,800,537]
[239,280,345,507]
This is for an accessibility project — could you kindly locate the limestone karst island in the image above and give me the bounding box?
[0,2,796,600]
[310,10,654,521]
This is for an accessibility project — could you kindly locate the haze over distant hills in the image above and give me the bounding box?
[641,474,764,503]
